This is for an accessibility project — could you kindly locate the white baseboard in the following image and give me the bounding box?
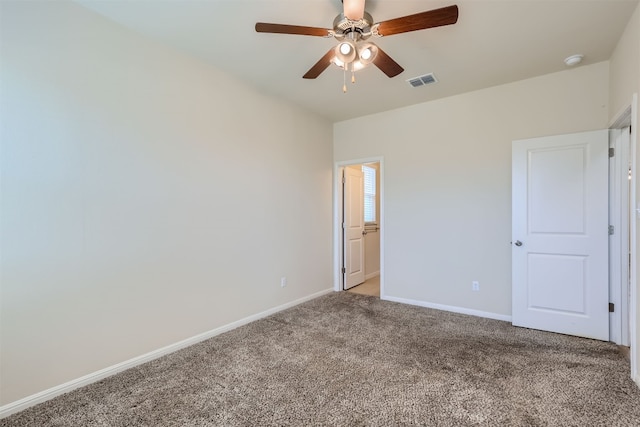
[0,288,334,419]
[382,295,512,322]
[364,271,380,280]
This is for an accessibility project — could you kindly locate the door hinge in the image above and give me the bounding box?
[342,267,346,274]
[342,222,345,229]
[609,147,615,157]
[609,225,615,235]
[609,302,615,313]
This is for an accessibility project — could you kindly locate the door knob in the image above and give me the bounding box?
[514,240,523,246]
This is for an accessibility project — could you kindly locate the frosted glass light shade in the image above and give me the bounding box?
[357,42,378,66]
[335,41,357,63]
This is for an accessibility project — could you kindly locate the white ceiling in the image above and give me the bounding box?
[77,0,639,123]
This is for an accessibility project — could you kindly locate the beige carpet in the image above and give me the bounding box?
[2,292,640,426]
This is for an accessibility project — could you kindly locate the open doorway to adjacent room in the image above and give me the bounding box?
[609,101,636,368]
[334,158,383,298]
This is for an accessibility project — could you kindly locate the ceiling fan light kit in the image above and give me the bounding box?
[335,38,357,64]
[255,1,459,92]
[359,44,374,61]
[331,30,380,91]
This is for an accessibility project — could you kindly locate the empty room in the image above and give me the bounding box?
[2,0,640,425]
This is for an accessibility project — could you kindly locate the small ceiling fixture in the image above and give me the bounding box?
[564,54,584,66]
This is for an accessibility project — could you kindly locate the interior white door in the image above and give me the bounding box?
[344,166,365,289]
[512,130,609,341]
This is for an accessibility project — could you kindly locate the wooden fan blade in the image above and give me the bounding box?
[376,5,459,36]
[303,49,336,79]
[373,48,404,78]
[255,22,331,37]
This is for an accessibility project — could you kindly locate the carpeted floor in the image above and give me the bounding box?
[3,292,640,426]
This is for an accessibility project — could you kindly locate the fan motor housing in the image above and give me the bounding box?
[332,12,374,40]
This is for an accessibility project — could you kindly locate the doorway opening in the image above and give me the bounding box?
[609,123,632,348]
[609,95,637,385]
[333,157,384,298]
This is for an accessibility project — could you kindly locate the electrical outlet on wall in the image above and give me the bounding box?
[281,277,287,288]
[472,281,480,291]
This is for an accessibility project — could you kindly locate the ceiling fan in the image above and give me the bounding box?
[255,0,459,91]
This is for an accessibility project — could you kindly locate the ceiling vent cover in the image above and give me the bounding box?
[407,73,438,88]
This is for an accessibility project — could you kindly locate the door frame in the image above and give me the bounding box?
[609,93,638,382]
[333,157,384,296]
[609,125,631,346]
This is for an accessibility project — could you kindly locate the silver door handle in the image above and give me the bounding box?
[514,240,523,246]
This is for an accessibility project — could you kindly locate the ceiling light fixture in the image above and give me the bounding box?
[564,54,584,66]
[358,42,378,64]
[335,40,357,63]
[256,4,460,87]
[331,32,379,93]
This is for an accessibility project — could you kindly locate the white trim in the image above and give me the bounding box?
[609,128,620,344]
[382,295,512,323]
[609,125,631,346]
[630,93,638,384]
[608,94,638,384]
[609,104,633,129]
[333,157,384,296]
[333,165,343,291]
[0,288,333,419]
[379,162,385,299]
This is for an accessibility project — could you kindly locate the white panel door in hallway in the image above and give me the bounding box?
[343,166,365,289]
[512,130,609,341]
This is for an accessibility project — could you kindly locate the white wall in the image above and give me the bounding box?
[609,3,639,121]
[364,229,380,279]
[609,2,640,385]
[334,62,610,318]
[0,1,333,406]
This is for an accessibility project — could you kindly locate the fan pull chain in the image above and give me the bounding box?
[351,63,356,84]
[343,68,347,93]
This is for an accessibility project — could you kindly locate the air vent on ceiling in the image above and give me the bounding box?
[407,73,438,88]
